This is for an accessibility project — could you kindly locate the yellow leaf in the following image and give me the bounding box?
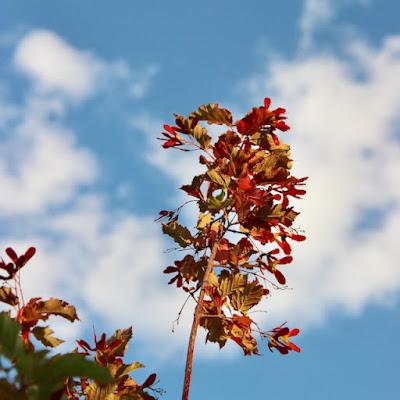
[197,213,213,229]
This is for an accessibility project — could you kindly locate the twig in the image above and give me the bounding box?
[182,237,220,400]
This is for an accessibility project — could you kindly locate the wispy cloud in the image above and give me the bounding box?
[299,0,371,49]
[0,29,185,358]
[241,34,400,327]
[13,30,158,102]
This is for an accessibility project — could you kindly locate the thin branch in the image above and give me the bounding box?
[182,237,220,400]
[172,288,200,333]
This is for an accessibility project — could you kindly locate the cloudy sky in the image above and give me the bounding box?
[1,1,399,399]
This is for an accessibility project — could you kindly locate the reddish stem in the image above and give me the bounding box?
[181,239,219,400]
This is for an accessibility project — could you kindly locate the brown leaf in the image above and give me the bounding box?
[162,222,193,248]
[32,326,64,348]
[189,103,233,125]
[36,298,79,322]
[193,124,212,149]
[229,280,266,313]
[107,327,133,357]
[218,271,247,298]
[0,286,19,306]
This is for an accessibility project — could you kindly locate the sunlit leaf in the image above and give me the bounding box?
[189,103,233,125]
[162,222,193,248]
[0,286,19,306]
[32,326,64,348]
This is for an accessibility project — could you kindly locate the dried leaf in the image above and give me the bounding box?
[207,169,231,187]
[32,325,64,348]
[162,222,193,248]
[230,280,266,313]
[197,213,213,229]
[116,361,144,378]
[193,124,212,149]
[218,271,247,298]
[36,298,79,322]
[189,103,233,125]
[0,286,18,306]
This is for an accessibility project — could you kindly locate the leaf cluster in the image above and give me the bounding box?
[158,97,306,355]
[0,247,160,400]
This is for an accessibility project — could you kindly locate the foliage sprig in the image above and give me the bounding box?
[158,97,307,399]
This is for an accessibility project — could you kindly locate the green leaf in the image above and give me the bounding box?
[0,312,24,359]
[162,222,193,248]
[189,103,233,125]
[0,313,111,400]
[201,192,233,214]
[47,353,112,383]
[0,379,26,400]
[32,326,64,348]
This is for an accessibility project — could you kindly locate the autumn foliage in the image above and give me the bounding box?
[0,96,306,400]
[158,97,306,399]
[0,247,160,399]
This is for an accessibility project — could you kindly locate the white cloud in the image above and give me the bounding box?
[0,94,97,216]
[3,20,400,362]
[0,29,185,358]
[134,33,400,338]
[130,113,205,185]
[14,30,102,101]
[299,0,371,49]
[240,35,400,328]
[129,64,159,99]
[13,30,158,102]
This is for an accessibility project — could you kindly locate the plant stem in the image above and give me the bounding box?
[181,239,219,400]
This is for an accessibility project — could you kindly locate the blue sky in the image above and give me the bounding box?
[1,0,400,399]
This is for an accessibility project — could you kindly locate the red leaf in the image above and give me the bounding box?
[277,327,289,336]
[168,275,179,285]
[282,195,289,209]
[5,248,17,263]
[272,107,286,117]
[288,328,300,337]
[108,339,122,351]
[275,120,290,131]
[24,247,36,263]
[76,339,93,352]
[142,373,157,388]
[291,234,306,242]
[289,342,301,352]
[264,97,271,109]
[271,133,280,145]
[274,269,286,285]
[163,266,177,274]
[163,124,176,134]
[278,256,293,265]
[163,139,179,148]
[237,175,254,191]
[276,239,291,255]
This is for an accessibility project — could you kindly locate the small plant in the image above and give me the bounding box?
[0,247,160,399]
[158,97,307,399]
